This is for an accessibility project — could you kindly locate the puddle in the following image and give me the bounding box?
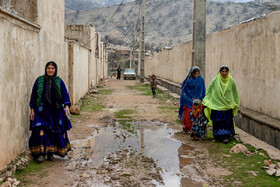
[67,120,205,186]
[82,120,204,186]
[68,136,95,159]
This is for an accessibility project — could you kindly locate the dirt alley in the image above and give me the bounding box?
[17,78,246,187]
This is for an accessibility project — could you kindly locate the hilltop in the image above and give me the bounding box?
[65,0,280,49]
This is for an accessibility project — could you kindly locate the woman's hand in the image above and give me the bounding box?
[65,106,70,116]
[30,109,35,121]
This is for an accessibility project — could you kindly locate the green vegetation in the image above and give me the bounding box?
[115,109,135,119]
[15,161,50,185]
[80,95,105,112]
[202,133,280,187]
[115,109,137,135]
[69,92,107,123]
[98,89,113,95]
[175,119,181,125]
[126,83,166,97]
[158,105,178,113]
[120,121,137,135]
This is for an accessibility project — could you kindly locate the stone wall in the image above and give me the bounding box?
[145,11,280,120]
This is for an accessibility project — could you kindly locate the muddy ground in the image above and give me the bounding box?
[11,78,280,187]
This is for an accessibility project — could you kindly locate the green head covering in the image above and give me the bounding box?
[202,73,240,125]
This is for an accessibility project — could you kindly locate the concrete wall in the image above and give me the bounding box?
[38,1,67,84]
[65,25,97,88]
[145,11,280,120]
[68,41,90,104]
[11,0,38,23]
[0,9,40,171]
[146,42,193,84]
[0,0,66,170]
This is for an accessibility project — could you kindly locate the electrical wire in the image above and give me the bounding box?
[85,0,125,45]
[104,2,140,39]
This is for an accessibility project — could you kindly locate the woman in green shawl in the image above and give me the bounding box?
[202,65,239,143]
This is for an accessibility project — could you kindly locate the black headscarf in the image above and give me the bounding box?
[44,61,62,107]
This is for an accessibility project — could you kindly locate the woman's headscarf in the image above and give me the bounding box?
[178,66,206,120]
[202,68,240,124]
[44,61,62,107]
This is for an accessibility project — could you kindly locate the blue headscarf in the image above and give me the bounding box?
[178,66,206,120]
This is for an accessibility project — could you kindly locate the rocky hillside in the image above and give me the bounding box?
[65,0,280,49]
[65,0,134,10]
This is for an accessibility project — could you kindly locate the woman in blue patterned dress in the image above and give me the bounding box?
[29,61,72,162]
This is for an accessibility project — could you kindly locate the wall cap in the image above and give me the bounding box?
[238,106,280,130]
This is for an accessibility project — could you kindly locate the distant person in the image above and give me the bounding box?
[117,66,121,80]
[179,66,206,133]
[190,99,208,141]
[202,65,239,144]
[150,74,157,98]
[29,61,72,162]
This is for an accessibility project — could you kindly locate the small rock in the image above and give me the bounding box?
[278,178,280,182]
[276,169,280,177]
[0,178,4,182]
[70,106,80,115]
[266,168,276,176]
[165,100,171,103]
[263,166,269,170]
[7,178,14,183]
[277,162,280,168]
[13,180,20,186]
[269,164,277,169]
[249,171,257,176]
[68,162,77,170]
[173,102,178,105]
[230,144,248,154]
[111,174,120,180]
[259,152,265,157]
[223,154,232,158]
[120,172,132,177]
[81,173,91,178]
[1,181,11,187]
[264,160,272,166]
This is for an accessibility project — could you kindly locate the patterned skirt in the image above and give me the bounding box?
[190,123,207,139]
[29,126,71,157]
[211,109,235,140]
[182,106,192,132]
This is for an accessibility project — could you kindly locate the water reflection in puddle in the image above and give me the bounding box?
[83,120,203,186]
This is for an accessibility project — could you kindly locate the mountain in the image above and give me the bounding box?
[65,0,134,10]
[209,0,253,2]
[65,0,280,50]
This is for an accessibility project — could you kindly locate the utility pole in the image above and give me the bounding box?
[132,24,136,69]
[129,30,133,69]
[192,0,206,79]
[129,24,136,69]
[140,0,145,83]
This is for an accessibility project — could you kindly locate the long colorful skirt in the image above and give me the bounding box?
[29,126,71,157]
[182,106,192,133]
[210,109,235,140]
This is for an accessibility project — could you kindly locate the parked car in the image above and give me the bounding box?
[123,69,136,80]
